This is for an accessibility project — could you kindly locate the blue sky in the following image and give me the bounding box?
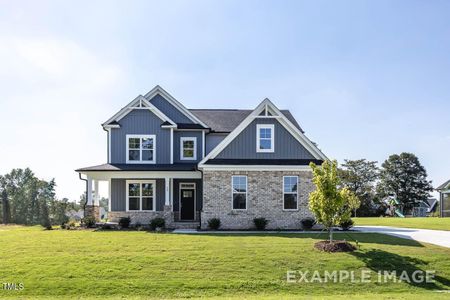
[0,0,449,200]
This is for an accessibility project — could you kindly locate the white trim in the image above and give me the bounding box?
[165,177,170,206]
[125,180,156,212]
[179,182,196,221]
[202,130,205,158]
[103,95,176,128]
[198,98,327,167]
[87,177,93,205]
[231,175,247,210]
[170,128,174,164]
[107,128,111,163]
[77,171,202,181]
[180,137,197,160]
[143,85,208,128]
[199,165,312,171]
[256,124,275,153]
[283,176,299,211]
[108,178,112,212]
[126,134,156,164]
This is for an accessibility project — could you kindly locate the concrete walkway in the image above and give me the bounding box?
[354,226,450,248]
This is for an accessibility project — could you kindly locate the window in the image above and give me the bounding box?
[232,176,247,210]
[126,180,155,211]
[283,176,298,210]
[180,137,197,160]
[256,124,274,152]
[126,135,156,163]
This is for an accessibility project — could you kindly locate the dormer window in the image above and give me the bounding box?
[256,124,274,153]
[180,137,197,160]
[126,134,156,164]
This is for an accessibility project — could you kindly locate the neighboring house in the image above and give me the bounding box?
[437,180,450,217]
[76,86,326,229]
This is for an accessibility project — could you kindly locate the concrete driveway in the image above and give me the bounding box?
[354,226,450,248]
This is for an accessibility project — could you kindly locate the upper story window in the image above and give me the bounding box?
[232,175,247,210]
[180,137,197,160]
[256,124,274,153]
[126,134,156,164]
[283,176,298,210]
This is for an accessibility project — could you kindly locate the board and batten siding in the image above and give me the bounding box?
[110,178,166,212]
[173,131,203,163]
[205,133,226,155]
[110,109,171,164]
[215,119,315,159]
[148,94,193,124]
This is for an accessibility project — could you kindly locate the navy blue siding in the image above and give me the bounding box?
[205,133,226,155]
[173,179,202,212]
[215,119,315,159]
[148,94,193,124]
[110,109,170,164]
[110,178,165,212]
[173,131,203,163]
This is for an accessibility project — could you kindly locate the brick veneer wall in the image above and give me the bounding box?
[201,170,315,230]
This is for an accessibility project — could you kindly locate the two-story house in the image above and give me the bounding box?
[76,86,327,229]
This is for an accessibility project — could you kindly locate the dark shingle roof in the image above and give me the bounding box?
[437,179,450,190]
[76,163,197,172]
[177,123,207,130]
[189,109,304,133]
[204,159,323,165]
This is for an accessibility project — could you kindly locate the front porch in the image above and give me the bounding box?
[77,164,202,228]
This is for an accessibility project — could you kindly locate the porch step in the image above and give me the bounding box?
[172,222,200,230]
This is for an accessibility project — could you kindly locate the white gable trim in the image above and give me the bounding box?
[144,85,208,128]
[198,98,327,167]
[102,95,176,128]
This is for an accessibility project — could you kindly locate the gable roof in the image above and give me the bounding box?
[198,98,327,166]
[437,179,450,191]
[190,109,304,133]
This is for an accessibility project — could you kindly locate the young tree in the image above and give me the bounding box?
[339,159,379,217]
[378,153,433,213]
[309,160,360,242]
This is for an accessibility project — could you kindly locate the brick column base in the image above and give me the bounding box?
[85,205,100,221]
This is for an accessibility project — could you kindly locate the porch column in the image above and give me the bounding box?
[87,177,93,206]
[165,177,170,206]
[94,180,100,206]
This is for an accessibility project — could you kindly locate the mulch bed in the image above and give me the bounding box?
[314,240,357,252]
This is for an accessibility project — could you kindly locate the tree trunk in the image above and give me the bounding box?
[2,190,10,224]
[329,227,333,242]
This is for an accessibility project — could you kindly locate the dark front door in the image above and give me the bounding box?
[180,188,195,220]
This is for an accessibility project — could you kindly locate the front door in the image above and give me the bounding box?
[180,185,195,220]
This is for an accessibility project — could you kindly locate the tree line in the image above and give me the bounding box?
[339,152,433,216]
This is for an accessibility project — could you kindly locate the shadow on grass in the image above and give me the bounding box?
[189,232,425,247]
[349,249,450,290]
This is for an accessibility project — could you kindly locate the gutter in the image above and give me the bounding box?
[195,164,203,230]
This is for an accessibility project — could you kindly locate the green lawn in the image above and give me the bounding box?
[0,226,449,299]
[354,217,450,231]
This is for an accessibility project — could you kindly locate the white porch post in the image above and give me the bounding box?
[87,177,93,206]
[94,180,100,206]
[165,177,170,206]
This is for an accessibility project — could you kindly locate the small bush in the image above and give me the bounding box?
[150,217,166,231]
[340,219,354,231]
[301,217,316,230]
[207,218,221,230]
[119,217,131,229]
[83,216,96,228]
[253,217,269,230]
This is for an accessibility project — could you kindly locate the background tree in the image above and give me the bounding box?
[339,159,379,217]
[309,160,360,242]
[378,153,433,214]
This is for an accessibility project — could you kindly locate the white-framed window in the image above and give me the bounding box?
[126,134,156,164]
[232,176,247,210]
[256,124,274,153]
[126,180,155,211]
[283,176,298,210]
[180,137,197,160]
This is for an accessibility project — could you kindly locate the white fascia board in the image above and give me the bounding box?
[77,171,202,181]
[198,165,312,171]
[143,85,209,128]
[198,98,328,166]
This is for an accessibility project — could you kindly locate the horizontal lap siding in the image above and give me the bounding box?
[111,179,165,212]
[216,119,315,159]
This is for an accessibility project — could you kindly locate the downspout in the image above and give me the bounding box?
[79,173,88,218]
[196,165,203,230]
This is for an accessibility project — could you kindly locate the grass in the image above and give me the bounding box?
[353,217,450,231]
[0,226,449,299]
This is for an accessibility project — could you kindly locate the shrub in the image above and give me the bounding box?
[119,217,131,229]
[253,217,269,230]
[207,218,221,230]
[300,217,316,230]
[340,219,354,231]
[83,216,96,228]
[150,217,166,231]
